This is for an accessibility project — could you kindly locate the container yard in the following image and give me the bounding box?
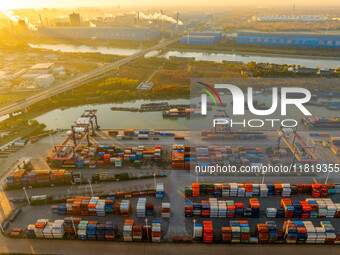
[302,117,340,129]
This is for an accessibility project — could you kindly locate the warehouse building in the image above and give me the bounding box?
[180,32,222,45]
[237,32,340,48]
[30,63,54,74]
[38,27,162,41]
[35,74,55,88]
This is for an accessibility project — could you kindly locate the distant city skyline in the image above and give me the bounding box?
[1,0,340,10]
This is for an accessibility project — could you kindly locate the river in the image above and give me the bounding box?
[34,95,340,131]
[29,43,339,70]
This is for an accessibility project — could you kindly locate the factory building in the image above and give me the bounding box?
[38,27,162,41]
[180,32,222,45]
[35,74,55,88]
[29,63,54,74]
[237,32,340,48]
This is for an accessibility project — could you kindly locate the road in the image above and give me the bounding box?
[0,236,340,255]
[0,38,179,117]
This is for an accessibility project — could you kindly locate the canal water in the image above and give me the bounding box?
[29,43,340,70]
[34,95,340,131]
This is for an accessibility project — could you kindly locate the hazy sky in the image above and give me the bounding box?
[1,0,339,10]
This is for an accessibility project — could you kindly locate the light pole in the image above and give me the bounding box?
[325,171,330,184]
[193,219,196,238]
[23,187,30,205]
[261,171,265,184]
[196,171,199,183]
[88,180,94,197]
[153,173,157,190]
[145,218,149,240]
[71,217,77,235]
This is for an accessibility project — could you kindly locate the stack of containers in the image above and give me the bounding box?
[34,219,49,238]
[292,201,302,218]
[226,201,235,218]
[43,222,54,238]
[209,198,218,218]
[161,203,170,218]
[304,221,316,243]
[27,225,36,238]
[235,203,243,217]
[120,200,131,217]
[185,202,193,217]
[325,199,337,218]
[105,197,114,214]
[240,221,250,243]
[336,203,340,217]
[256,223,269,243]
[132,225,143,241]
[156,183,164,199]
[316,199,327,218]
[202,200,210,218]
[281,199,294,218]
[172,145,184,169]
[249,198,260,218]
[105,221,116,240]
[253,184,260,196]
[52,220,65,239]
[89,197,98,216]
[146,203,154,216]
[237,184,245,197]
[222,183,230,197]
[267,184,274,195]
[184,186,192,197]
[266,208,277,218]
[230,183,238,197]
[306,198,319,219]
[192,183,200,197]
[203,221,213,243]
[77,221,88,240]
[96,200,106,217]
[214,184,222,197]
[193,203,201,216]
[282,184,291,197]
[245,184,253,197]
[86,222,97,240]
[321,221,336,244]
[222,226,232,242]
[151,220,161,242]
[315,225,326,243]
[260,184,268,197]
[137,198,146,218]
[266,221,278,243]
[295,221,307,243]
[96,224,105,240]
[123,219,134,241]
[300,201,312,218]
[230,220,241,243]
[218,201,226,218]
[193,222,203,239]
[283,221,297,243]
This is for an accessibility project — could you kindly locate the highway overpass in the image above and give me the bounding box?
[0,38,179,117]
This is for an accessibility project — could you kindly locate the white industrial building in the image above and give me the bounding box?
[30,63,54,74]
[35,74,55,87]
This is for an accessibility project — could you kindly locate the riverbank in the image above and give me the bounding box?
[167,41,340,58]
[165,46,340,61]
